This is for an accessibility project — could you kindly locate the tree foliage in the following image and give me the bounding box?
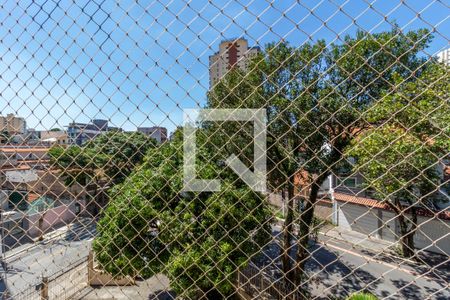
[48,131,155,216]
[347,63,450,257]
[49,131,155,186]
[0,130,11,143]
[207,26,433,282]
[93,129,272,298]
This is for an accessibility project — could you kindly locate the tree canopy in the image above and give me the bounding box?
[207,26,433,282]
[49,131,156,186]
[92,129,272,298]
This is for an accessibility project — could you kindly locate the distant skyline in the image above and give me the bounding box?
[0,0,448,133]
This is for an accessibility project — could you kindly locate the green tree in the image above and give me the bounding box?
[207,26,432,285]
[0,130,10,143]
[346,292,379,300]
[93,129,272,298]
[84,131,156,184]
[347,64,449,258]
[49,131,155,214]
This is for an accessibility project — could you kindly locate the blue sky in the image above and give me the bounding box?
[0,0,448,134]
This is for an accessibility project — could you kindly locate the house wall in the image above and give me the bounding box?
[315,199,333,222]
[26,202,78,238]
[337,202,380,238]
[1,211,31,251]
[268,192,283,208]
[336,201,450,256]
[378,209,397,242]
[414,215,450,255]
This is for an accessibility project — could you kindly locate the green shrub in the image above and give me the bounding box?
[346,292,379,300]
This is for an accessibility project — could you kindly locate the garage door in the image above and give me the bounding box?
[338,203,380,238]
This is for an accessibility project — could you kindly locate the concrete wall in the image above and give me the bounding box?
[336,201,450,256]
[338,203,380,237]
[268,192,283,208]
[414,215,450,255]
[315,199,333,222]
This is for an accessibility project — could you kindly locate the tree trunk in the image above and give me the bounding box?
[281,178,295,283]
[397,208,417,259]
[294,173,328,287]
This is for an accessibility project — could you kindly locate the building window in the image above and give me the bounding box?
[337,177,358,188]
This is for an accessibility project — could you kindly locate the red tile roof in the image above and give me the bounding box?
[27,192,41,203]
[0,147,50,153]
[334,192,388,209]
[334,192,450,221]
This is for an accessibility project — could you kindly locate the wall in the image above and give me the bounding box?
[315,199,333,222]
[27,202,78,238]
[414,215,450,255]
[336,201,450,256]
[268,192,283,208]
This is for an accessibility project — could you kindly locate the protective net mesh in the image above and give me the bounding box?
[0,0,449,299]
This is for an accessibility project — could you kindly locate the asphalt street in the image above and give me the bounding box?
[1,221,448,299]
[262,225,450,299]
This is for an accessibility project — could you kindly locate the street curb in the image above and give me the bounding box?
[275,216,423,268]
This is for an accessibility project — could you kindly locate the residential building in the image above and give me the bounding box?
[0,165,89,250]
[1,168,85,203]
[325,167,449,256]
[40,130,69,145]
[282,158,450,256]
[209,38,260,87]
[9,129,42,145]
[67,119,119,145]
[137,126,168,143]
[0,114,26,135]
[24,129,41,143]
[437,48,450,65]
[0,146,50,168]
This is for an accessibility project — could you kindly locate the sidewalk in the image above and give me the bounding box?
[319,226,395,253]
[317,225,450,281]
[275,216,395,253]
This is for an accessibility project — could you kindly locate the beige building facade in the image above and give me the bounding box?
[137,126,168,143]
[437,48,450,65]
[0,114,26,134]
[209,38,260,87]
[40,130,69,145]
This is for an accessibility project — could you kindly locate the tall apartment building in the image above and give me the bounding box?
[0,114,26,135]
[137,127,168,143]
[437,48,450,65]
[209,38,260,87]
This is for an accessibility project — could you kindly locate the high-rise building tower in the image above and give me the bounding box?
[209,38,260,87]
[437,48,450,65]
